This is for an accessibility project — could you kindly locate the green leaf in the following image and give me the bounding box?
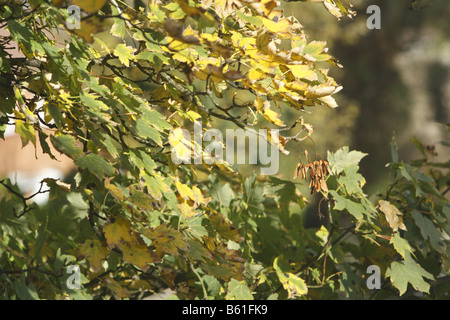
[111,6,126,38]
[135,118,162,145]
[7,20,38,55]
[327,146,367,175]
[236,10,263,27]
[209,212,242,243]
[411,210,444,252]
[101,133,119,158]
[336,165,366,195]
[13,276,40,300]
[80,92,109,112]
[0,79,14,116]
[390,233,413,259]
[273,256,308,298]
[15,120,36,147]
[113,43,136,67]
[386,254,434,296]
[226,278,254,300]
[129,191,155,210]
[46,103,63,128]
[142,108,172,131]
[75,153,115,178]
[263,177,298,208]
[329,190,365,220]
[50,134,83,159]
[141,172,170,200]
[338,263,362,299]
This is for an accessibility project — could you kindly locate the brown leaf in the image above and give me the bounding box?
[379,200,407,232]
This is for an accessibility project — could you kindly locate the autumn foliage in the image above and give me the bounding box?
[0,0,448,300]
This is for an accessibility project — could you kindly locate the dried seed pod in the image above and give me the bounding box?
[293,163,301,180]
[320,179,328,193]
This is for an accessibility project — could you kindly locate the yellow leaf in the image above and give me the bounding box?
[119,242,158,271]
[178,199,198,218]
[141,225,188,256]
[287,65,317,80]
[186,110,201,120]
[71,0,107,14]
[103,218,135,249]
[105,180,125,201]
[78,239,109,273]
[174,0,205,16]
[169,127,192,163]
[262,17,292,34]
[175,180,193,200]
[254,96,284,126]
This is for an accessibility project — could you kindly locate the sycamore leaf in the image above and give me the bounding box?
[201,263,235,281]
[178,199,198,218]
[327,146,367,175]
[113,43,136,67]
[287,64,316,80]
[42,178,71,192]
[119,242,158,272]
[141,224,188,257]
[209,212,242,243]
[141,172,170,200]
[129,191,155,211]
[273,256,307,298]
[50,134,83,159]
[103,218,135,249]
[71,0,108,14]
[80,92,109,111]
[330,190,365,220]
[226,278,254,300]
[105,278,130,299]
[411,210,444,252]
[262,17,292,34]
[15,120,36,147]
[336,165,366,195]
[175,181,210,206]
[168,127,192,163]
[386,254,434,296]
[322,0,356,19]
[111,6,126,38]
[135,118,162,145]
[255,96,284,126]
[390,233,413,259]
[78,239,109,272]
[142,109,172,131]
[378,200,406,232]
[75,153,115,179]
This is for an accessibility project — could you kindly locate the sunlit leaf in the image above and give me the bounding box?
[78,239,109,272]
[378,200,407,232]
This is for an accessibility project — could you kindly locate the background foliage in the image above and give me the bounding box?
[0,0,449,299]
